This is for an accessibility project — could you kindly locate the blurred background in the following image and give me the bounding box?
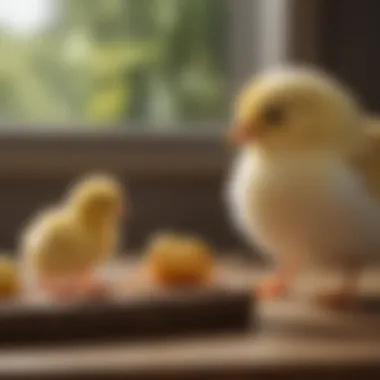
[0,0,228,127]
[0,0,378,255]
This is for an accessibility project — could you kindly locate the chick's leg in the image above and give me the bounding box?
[38,270,109,301]
[315,264,361,310]
[256,261,298,300]
[77,270,109,299]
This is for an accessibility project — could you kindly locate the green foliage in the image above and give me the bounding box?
[0,0,228,128]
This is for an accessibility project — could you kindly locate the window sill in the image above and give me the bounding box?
[0,130,231,180]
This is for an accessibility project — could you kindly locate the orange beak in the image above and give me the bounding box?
[228,122,254,145]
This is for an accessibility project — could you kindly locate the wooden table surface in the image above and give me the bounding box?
[1,261,380,379]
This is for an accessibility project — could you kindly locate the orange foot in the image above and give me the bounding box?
[40,274,109,302]
[314,291,356,311]
[256,276,289,300]
[83,280,110,299]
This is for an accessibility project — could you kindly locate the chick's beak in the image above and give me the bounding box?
[228,122,255,145]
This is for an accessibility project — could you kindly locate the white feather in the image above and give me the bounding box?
[226,148,380,269]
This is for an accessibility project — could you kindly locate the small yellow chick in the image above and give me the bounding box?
[0,257,20,299]
[145,232,214,286]
[66,173,126,265]
[226,66,380,308]
[20,173,126,301]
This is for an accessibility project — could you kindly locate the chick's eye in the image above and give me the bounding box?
[261,104,286,126]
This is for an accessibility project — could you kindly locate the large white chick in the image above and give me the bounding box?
[226,66,380,308]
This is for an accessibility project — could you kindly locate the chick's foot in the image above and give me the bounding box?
[39,272,110,302]
[256,275,289,300]
[314,266,361,311]
[75,273,110,300]
[314,291,356,311]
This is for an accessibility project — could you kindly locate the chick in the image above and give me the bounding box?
[145,232,214,286]
[226,66,380,308]
[66,174,126,265]
[21,174,126,301]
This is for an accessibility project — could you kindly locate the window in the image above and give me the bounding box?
[0,0,297,132]
[0,0,233,130]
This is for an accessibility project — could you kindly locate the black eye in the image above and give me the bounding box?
[261,104,285,126]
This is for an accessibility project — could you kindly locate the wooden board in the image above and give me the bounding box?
[2,265,380,379]
[0,287,253,347]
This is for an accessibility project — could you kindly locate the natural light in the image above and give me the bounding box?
[0,0,54,35]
